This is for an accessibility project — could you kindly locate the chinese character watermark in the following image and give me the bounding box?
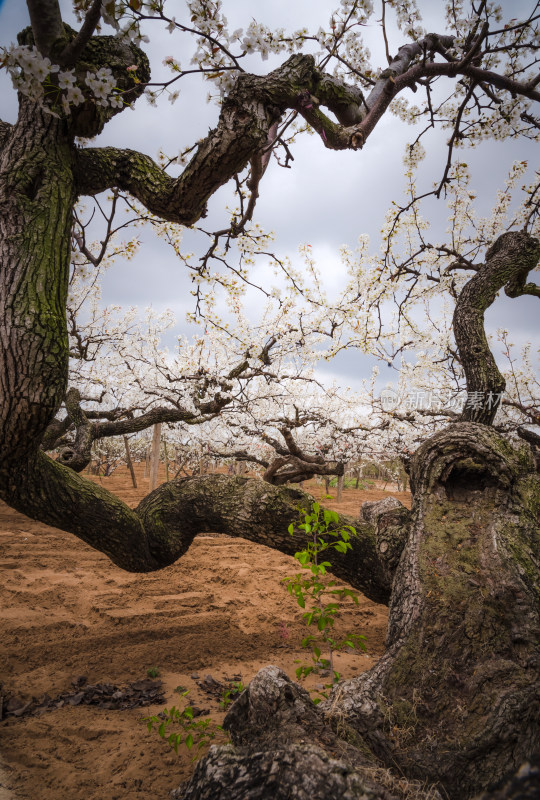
[379,389,504,413]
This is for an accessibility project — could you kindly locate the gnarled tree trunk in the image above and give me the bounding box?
[175,423,539,800]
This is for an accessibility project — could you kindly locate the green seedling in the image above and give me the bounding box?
[283,502,366,703]
[146,666,160,678]
[143,690,226,760]
[219,680,246,710]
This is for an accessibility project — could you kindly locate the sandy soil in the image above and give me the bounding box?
[0,465,411,800]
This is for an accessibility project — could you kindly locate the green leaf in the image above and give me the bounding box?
[288,523,294,535]
[323,509,339,526]
[186,733,194,750]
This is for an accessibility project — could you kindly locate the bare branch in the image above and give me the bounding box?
[59,0,102,66]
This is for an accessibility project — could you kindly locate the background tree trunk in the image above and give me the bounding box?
[337,471,345,501]
[149,423,161,492]
[123,436,137,489]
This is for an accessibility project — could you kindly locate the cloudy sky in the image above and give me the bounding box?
[0,0,538,392]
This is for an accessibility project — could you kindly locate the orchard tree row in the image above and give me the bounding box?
[45,174,539,486]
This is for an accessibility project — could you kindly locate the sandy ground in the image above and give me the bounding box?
[0,465,411,800]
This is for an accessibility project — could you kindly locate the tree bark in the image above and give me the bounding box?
[0,99,75,462]
[325,424,540,797]
[174,666,441,800]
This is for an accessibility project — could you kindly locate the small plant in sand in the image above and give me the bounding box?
[219,680,245,710]
[143,690,226,759]
[283,502,366,702]
[146,666,160,678]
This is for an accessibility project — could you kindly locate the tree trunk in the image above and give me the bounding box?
[149,423,161,492]
[0,100,75,467]
[163,440,169,482]
[175,423,539,800]
[174,666,438,800]
[144,445,150,478]
[123,435,137,489]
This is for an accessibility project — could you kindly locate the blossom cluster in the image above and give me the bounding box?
[85,66,122,107]
[2,45,64,108]
[1,43,129,116]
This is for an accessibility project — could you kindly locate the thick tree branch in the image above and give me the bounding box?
[279,426,324,464]
[454,231,540,425]
[26,0,65,57]
[40,415,73,451]
[74,55,316,223]
[74,38,540,221]
[262,455,340,486]
[517,427,540,470]
[3,454,407,604]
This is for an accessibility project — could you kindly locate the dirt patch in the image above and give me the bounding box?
[0,466,410,800]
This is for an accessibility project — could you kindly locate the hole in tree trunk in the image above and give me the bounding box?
[443,460,499,501]
[23,168,44,201]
